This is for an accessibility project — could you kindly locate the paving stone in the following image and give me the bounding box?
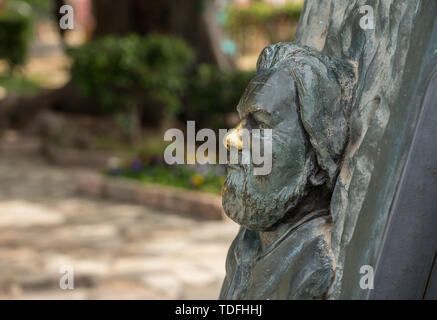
[0,155,239,299]
[0,200,64,227]
[140,275,183,299]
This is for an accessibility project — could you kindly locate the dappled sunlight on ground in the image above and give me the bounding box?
[0,155,238,299]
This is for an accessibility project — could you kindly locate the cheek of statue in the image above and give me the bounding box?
[222,116,312,231]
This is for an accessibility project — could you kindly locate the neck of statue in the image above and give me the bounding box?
[258,185,331,252]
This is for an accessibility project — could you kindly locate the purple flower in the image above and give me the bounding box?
[130,158,143,172]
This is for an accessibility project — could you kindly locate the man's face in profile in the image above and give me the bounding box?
[222,66,315,230]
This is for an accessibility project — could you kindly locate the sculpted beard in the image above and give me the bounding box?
[222,159,312,231]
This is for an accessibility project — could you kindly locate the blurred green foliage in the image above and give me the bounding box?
[69,34,195,117]
[225,2,302,29]
[110,162,224,195]
[0,74,42,95]
[223,2,303,49]
[10,0,51,13]
[0,4,32,71]
[69,33,253,130]
[92,134,169,157]
[185,64,255,129]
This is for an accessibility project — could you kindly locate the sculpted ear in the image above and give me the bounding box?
[292,60,347,187]
[288,53,355,188]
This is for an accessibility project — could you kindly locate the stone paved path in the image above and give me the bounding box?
[0,155,238,299]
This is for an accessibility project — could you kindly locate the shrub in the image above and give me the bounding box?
[223,2,303,54]
[110,161,225,195]
[0,5,32,71]
[69,34,195,139]
[225,2,302,30]
[184,64,255,129]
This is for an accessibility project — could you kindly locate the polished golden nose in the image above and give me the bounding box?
[223,122,244,151]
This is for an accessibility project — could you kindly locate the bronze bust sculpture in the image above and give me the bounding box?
[220,43,356,299]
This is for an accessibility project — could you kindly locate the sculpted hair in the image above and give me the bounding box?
[257,43,356,188]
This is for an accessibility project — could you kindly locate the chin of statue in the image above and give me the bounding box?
[222,166,301,231]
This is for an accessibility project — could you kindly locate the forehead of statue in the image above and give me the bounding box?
[237,66,297,118]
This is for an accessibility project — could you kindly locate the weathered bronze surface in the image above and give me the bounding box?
[220,0,437,299]
[220,43,356,299]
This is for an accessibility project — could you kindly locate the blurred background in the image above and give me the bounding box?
[0,0,303,299]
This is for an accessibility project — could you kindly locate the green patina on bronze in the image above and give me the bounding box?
[220,43,356,299]
[220,0,433,299]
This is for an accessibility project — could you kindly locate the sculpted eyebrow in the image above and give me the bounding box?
[248,108,272,124]
[249,81,273,87]
[249,108,271,116]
